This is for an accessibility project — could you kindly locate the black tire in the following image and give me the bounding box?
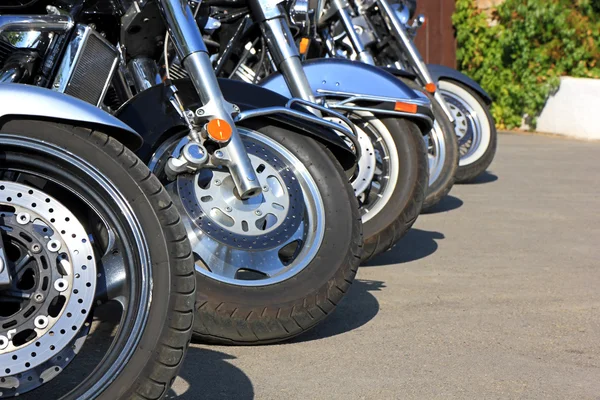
[438,79,498,183]
[360,118,428,262]
[191,120,363,345]
[0,120,195,400]
[399,78,459,210]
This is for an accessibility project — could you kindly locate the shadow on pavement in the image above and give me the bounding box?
[289,279,383,343]
[459,170,498,185]
[362,228,444,267]
[167,347,254,400]
[422,194,464,214]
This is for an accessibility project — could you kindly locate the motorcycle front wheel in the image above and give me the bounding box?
[438,79,498,183]
[338,113,429,262]
[151,118,362,344]
[399,78,459,210]
[0,120,194,399]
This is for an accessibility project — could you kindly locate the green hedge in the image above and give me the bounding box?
[453,0,600,129]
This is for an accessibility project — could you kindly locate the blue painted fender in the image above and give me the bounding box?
[259,58,434,132]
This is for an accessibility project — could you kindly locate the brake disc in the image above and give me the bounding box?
[326,117,376,197]
[177,136,304,251]
[0,182,96,397]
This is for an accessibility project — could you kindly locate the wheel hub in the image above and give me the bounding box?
[168,130,325,286]
[177,141,303,250]
[0,182,96,397]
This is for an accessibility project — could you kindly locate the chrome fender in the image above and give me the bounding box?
[0,84,142,149]
[259,58,434,132]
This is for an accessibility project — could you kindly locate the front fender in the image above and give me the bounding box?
[115,79,356,170]
[427,64,493,105]
[259,58,433,132]
[0,84,142,150]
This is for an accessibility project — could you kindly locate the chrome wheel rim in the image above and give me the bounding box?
[0,134,150,399]
[328,113,399,224]
[441,88,483,164]
[425,119,446,186]
[167,129,325,287]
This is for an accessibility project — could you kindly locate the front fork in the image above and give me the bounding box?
[330,0,376,65]
[157,0,261,198]
[375,0,454,123]
[251,0,317,106]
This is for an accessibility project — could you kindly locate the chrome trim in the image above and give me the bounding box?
[0,31,43,48]
[128,57,161,92]
[0,15,73,33]
[234,98,362,156]
[317,89,433,122]
[328,103,433,124]
[317,88,430,107]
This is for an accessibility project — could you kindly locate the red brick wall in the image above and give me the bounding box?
[413,0,457,68]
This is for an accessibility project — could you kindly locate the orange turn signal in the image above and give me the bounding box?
[206,119,233,143]
[299,38,310,55]
[394,101,418,113]
[425,83,437,93]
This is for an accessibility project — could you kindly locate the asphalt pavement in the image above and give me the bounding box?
[170,133,600,399]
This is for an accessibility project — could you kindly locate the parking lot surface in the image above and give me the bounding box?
[170,133,600,399]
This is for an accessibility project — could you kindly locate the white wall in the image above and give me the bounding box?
[536,77,600,140]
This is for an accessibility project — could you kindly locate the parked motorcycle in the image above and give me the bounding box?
[191,0,435,259]
[323,0,497,182]
[0,4,196,399]
[312,0,459,208]
[36,0,363,344]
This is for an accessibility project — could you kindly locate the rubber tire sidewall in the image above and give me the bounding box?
[361,117,426,240]
[0,120,194,400]
[360,118,428,262]
[192,120,362,344]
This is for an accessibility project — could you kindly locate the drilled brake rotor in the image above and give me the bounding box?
[0,182,96,397]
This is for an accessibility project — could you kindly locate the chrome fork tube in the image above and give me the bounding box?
[259,17,316,103]
[375,0,454,122]
[332,0,376,65]
[251,0,317,109]
[157,0,261,198]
